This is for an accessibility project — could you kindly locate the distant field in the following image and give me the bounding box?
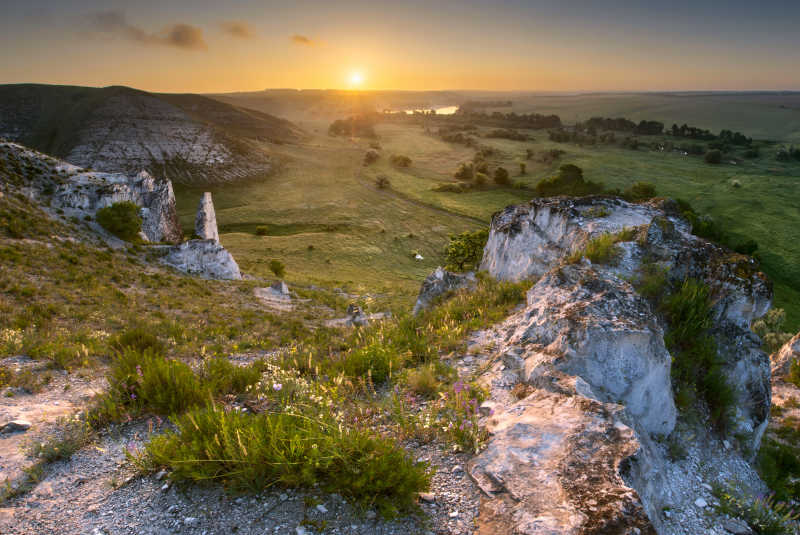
[478,92,800,143]
[182,96,800,329]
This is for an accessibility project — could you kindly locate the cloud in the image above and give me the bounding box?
[290,34,315,46]
[88,10,207,51]
[221,21,253,39]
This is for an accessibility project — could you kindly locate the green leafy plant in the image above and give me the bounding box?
[95,202,142,242]
[535,164,604,197]
[444,229,489,271]
[269,259,286,278]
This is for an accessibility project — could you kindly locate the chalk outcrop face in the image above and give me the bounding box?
[0,142,182,243]
[195,192,219,242]
[464,196,773,534]
[161,240,241,280]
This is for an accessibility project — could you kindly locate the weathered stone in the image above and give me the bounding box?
[721,517,753,534]
[772,332,800,378]
[161,240,241,280]
[413,267,476,315]
[1,420,32,434]
[194,192,219,242]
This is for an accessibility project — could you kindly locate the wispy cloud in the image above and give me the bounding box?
[220,21,254,39]
[88,10,207,51]
[290,34,316,46]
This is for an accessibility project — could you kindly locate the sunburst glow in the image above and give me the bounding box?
[348,71,364,87]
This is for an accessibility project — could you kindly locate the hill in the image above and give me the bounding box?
[0,84,304,183]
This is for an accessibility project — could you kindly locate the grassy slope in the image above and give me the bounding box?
[177,109,799,329]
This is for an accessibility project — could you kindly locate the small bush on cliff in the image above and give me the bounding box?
[567,228,637,265]
[96,202,142,242]
[535,164,604,197]
[390,154,412,168]
[752,308,793,354]
[269,259,286,277]
[444,229,489,271]
[623,181,657,202]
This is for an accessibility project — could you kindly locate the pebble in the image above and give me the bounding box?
[701,483,712,491]
[315,504,328,514]
[279,493,288,501]
[365,511,377,520]
[184,517,199,526]
[419,492,436,503]
[295,527,309,535]
[694,498,707,508]
[448,511,459,518]
[161,482,170,492]
[155,470,167,481]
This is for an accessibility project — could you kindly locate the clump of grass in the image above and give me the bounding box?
[757,435,800,504]
[568,229,636,265]
[110,326,166,355]
[137,404,430,517]
[714,483,799,535]
[662,279,735,430]
[201,356,265,397]
[26,416,94,464]
[634,262,670,301]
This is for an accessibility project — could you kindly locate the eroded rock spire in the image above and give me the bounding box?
[195,192,219,242]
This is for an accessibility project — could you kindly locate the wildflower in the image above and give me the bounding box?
[130,393,137,400]
[453,381,465,394]
[136,365,143,378]
[273,383,282,391]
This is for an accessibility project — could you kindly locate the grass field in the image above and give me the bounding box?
[175,109,800,330]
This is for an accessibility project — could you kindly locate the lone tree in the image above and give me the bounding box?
[444,229,489,271]
[535,164,604,196]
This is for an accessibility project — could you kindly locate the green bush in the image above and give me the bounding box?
[444,229,489,271]
[454,162,474,181]
[752,308,793,354]
[142,404,430,517]
[390,155,412,168]
[623,181,657,202]
[567,229,636,265]
[269,259,286,278]
[95,202,142,242]
[535,164,604,197]
[255,226,269,236]
[474,172,488,187]
[202,356,264,396]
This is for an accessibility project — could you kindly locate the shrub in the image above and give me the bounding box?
[474,172,488,187]
[567,229,636,265]
[444,229,489,271]
[519,162,526,175]
[493,167,510,185]
[141,404,431,517]
[753,308,793,354]
[757,435,800,504]
[95,202,142,242]
[390,155,412,168]
[704,149,722,164]
[375,175,391,189]
[714,482,799,534]
[535,164,604,197]
[202,357,264,396]
[363,150,379,166]
[269,259,286,278]
[623,181,657,202]
[255,226,269,236]
[102,348,207,417]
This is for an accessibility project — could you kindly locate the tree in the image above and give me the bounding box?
[535,164,604,197]
[375,175,391,189]
[390,154,412,168]
[519,162,526,175]
[494,167,510,185]
[444,229,489,271]
[364,150,379,165]
[704,149,722,164]
[96,201,142,242]
[474,172,488,187]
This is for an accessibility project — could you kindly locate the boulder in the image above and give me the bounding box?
[0,420,32,434]
[413,267,476,315]
[194,192,219,242]
[771,332,800,378]
[161,240,241,280]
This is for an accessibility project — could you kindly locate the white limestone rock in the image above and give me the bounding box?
[413,267,476,315]
[161,240,241,280]
[195,192,219,242]
[771,331,800,378]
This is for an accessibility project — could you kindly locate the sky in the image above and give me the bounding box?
[1,0,799,93]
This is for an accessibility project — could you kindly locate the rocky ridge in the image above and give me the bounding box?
[466,196,773,534]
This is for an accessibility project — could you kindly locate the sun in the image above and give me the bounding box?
[348,71,365,88]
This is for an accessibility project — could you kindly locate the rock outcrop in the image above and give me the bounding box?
[771,332,800,378]
[0,142,182,243]
[195,192,219,242]
[413,267,477,315]
[161,240,241,280]
[463,196,773,534]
